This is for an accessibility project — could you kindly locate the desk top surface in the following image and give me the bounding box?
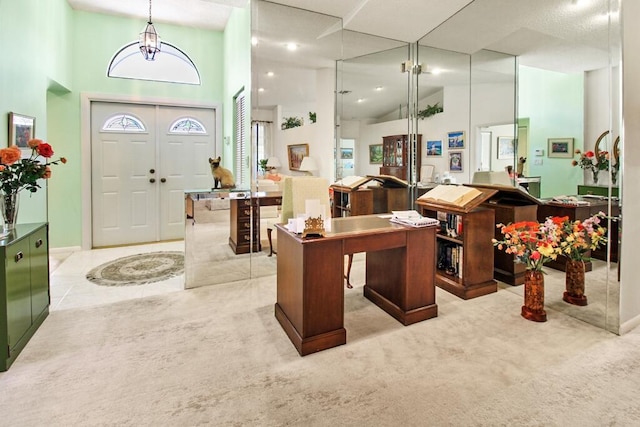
[276,214,435,243]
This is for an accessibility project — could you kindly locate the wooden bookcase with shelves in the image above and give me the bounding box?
[330,186,373,218]
[380,134,422,181]
[416,188,498,300]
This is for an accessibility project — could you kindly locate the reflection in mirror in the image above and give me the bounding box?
[418,0,621,333]
[338,35,409,183]
[251,0,342,271]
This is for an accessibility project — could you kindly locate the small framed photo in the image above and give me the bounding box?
[369,144,383,164]
[497,136,515,159]
[8,112,35,149]
[426,140,442,156]
[447,131,465,149]
[340,147,353,159]
[548,138,574,158]
[287,143,309,171]
[449,151,463,172]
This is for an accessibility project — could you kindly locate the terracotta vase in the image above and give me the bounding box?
[521,269,547,322]
[563,259,588,306]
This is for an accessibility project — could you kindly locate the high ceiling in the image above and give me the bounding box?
[67,0,619,119]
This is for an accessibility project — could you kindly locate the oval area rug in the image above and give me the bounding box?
[86,251,185,286]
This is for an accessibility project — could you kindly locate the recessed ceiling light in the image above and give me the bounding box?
[251,37,258,46]
[375,86,383,91]
[430,68,442,75]
[286,43,298,51]
[357,98,364,103]
[267,71,274,77]
[258,87,265,92]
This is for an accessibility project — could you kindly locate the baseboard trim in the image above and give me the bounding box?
[50,246,81,254]
[619,314,640,335]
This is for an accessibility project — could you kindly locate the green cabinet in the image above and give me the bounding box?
[1,223,50,371]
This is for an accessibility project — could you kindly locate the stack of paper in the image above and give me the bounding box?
[390,210,439,227]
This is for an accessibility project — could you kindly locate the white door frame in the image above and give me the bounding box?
[80,92,223,250]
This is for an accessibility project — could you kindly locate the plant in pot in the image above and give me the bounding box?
[417,103,443,119]
[281,116,303,130]
[258,159,268,174]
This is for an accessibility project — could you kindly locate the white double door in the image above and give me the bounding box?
[91,102,215,247]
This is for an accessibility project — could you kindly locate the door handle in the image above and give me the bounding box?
[150,178,156,183]
[160,178,166,183]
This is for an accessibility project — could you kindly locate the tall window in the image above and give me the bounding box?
[234,89,248,187]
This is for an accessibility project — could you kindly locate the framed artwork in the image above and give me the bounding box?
[287,143,309,171]
[497,136,515,159]
[340,147,353,159]
[8,112,35,149]
[449,151,463,172]
[548,138,574,158]
[369,144,383,164]
[447,131,465,149]
[426,140,442,156]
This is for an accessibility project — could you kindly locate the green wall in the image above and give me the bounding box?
[0,0,252,249]
[519,66,584,198]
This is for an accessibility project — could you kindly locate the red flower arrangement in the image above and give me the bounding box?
[0,139,66,195]
[493,217,565,272]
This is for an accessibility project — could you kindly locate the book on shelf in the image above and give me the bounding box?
[418,184,483,208]
[437,241,463,278]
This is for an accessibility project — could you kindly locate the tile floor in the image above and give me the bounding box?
[49,241,186,311]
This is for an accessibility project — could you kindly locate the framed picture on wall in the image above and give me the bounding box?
[497,136,515,159]
[447,131,465,149]
[287,143,309,171]
[449,151,463,172]
[340,148,353,159]
[369,144,383,164]
[426,140,442,156]
[548,137,574,158]
[8,112,35,149]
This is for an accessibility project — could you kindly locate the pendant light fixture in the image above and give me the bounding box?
[139,0,161,61]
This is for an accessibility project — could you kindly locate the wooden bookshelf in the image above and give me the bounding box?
[468,184,541,286]
[416,187,497,299]
[330,185,373,217]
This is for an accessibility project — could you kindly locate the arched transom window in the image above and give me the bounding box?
[101,114,146,132]
[169,117,207,134]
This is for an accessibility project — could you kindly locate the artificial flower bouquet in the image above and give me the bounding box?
[0,139,66,195]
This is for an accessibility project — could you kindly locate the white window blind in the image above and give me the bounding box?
[234,90,248,187]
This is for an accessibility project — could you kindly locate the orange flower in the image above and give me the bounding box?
[0,145,21,165]
[60,157,67,164]
[43,166,52,179]
[28,138,43,149]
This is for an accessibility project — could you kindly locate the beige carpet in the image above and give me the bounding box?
[0,260,638,426]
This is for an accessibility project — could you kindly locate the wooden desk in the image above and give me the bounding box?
[229,192,282,254]
[275,215,437,356]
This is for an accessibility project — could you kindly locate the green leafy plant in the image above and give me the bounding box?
[309,112,316,123]
[281,116,303,130]
[258,158,268,173]
[417,103,443,119]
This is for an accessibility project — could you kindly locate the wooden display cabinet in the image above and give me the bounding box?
[416,188,498,299]
[380,134,422,181]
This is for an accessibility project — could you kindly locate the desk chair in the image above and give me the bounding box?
[266,176,330,256]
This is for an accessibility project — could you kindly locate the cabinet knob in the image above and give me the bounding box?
[243,209,251,216]
[150,169,155,174]
[35,239,43,248]
[160,178,167,183]
[150,178,156,183]
[14,251,23,263]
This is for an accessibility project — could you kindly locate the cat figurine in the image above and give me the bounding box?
[209,156,236,189]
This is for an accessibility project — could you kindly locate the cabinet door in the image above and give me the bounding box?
[6,238,31,350]
[30,227,49,320]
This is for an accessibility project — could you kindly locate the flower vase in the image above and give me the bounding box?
[0,192,19,236]
[592,170,599,185]
[521,269,547,322]
[563,259,588,306]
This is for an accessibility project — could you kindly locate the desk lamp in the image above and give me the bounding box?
[298,156,318,176]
